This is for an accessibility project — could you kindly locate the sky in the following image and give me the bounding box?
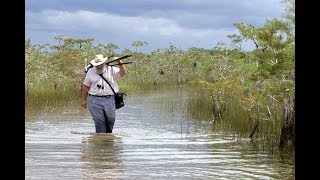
[25,0,285,53]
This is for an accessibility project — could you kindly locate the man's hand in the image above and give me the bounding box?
[118,60,127,77]
[82,100,87,108]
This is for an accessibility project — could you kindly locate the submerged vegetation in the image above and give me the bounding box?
[25,1,294,154]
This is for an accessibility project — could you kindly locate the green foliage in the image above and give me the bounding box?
[281,0,295,26]
[230,17,294,80]
[131,40,148,53]
[97,43,119,54]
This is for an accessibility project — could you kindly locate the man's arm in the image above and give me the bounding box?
[81,84,90,108]
[118,60,127,77]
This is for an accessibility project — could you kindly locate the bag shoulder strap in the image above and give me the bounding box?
[99,74,116,95]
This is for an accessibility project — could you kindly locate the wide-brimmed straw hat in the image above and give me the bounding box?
[90,54,108,66]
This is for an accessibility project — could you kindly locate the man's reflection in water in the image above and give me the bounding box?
[80,133,124,179]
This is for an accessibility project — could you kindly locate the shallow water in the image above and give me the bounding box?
[25,88,295,179]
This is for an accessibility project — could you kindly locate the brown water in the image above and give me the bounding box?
[25,88,295,179]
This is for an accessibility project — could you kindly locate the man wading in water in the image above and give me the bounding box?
[81,54,126,133]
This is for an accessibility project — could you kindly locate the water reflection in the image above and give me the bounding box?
[80,134,124,179]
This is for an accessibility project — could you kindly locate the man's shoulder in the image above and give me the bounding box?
[87,68,95,74]
[84,68,97,79]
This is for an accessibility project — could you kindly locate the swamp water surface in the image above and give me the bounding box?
[25,87,294,179]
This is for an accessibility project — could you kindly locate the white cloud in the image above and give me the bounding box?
[27,10,186,35]
[25,5,279,52]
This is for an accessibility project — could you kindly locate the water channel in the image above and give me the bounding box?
[25,87,295,179]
